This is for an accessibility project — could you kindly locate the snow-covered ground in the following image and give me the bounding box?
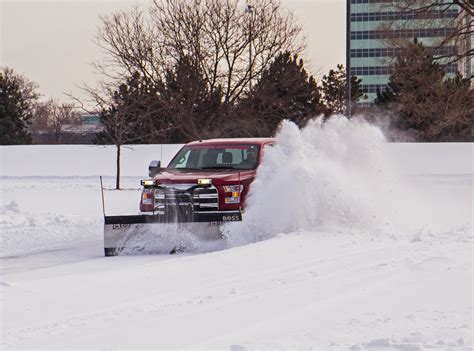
[1,117,472,350]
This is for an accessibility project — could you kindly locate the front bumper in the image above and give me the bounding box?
[104,210,242,225]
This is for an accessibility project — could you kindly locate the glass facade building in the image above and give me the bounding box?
[348,0,462,104]
[458,13,473,83]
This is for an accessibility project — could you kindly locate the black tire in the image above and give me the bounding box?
[104,248,118,257]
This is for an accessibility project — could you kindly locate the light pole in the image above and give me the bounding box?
[346,0,352,118]
[245,4,254,92]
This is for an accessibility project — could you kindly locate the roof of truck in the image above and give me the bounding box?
[186,138,275,146]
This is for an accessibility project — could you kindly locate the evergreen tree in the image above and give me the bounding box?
[436,74,473,141]
[321,64,364,116]
[375,41,472,141]
[160,56,225,142]
[238,51,323,137]
[97,71,169,142]
[0,67,38,144]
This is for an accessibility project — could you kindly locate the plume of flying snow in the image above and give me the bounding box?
[224,115,467,246]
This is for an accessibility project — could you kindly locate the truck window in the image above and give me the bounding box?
[168,144,260,170]
[174,149,191,168]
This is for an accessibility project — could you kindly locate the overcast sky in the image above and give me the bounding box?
[0,0,346,105]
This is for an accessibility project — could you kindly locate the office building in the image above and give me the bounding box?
[347,0,466,104]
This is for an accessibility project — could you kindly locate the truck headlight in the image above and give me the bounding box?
[141,179,155,187]
[197,178,212,186]
[223,185,243,204]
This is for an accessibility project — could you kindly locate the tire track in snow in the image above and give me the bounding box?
[2,237,425,348]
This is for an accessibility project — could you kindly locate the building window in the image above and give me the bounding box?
[351,66,392,75]
[361,84,390,93]
[350,46,457,58]
[351,64,456,76]
[351,10,458,22]
[350,0,401,3]
[350,28,457,40]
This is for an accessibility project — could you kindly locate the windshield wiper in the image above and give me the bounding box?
[198,166,236,170]
[173,167,199,171]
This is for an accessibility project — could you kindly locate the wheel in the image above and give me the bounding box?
[104,247,118,256]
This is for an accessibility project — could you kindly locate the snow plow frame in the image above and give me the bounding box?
[105,211,242,226]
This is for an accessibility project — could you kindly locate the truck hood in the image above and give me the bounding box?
[153,169,256,185]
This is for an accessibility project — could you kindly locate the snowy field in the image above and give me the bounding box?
[1,117,472,350]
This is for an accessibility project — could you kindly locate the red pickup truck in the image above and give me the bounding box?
[104,138,275,256]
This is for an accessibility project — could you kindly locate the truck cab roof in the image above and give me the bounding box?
[186,138,276,147]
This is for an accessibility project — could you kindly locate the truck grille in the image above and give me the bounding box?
[192,187,219,212]
[153,184,219,221]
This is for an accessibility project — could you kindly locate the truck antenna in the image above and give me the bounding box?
[238,172,242,212]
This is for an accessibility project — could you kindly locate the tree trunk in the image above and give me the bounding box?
[55,128,61,144]
[116,144,121,190]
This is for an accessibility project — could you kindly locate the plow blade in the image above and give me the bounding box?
[103,212,242,256]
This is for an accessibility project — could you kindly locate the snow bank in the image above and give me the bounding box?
[0,144,183,177]
[0,141,471,178]
[387,142,473,175]
[0,200,101,257]
[0,176,143,257]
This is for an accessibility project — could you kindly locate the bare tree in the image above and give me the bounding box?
[31,102,50,133]
[31,100,79,143]
[93,0,304,105]
[83,0,305,187]
[50,102,78,143]
[95,72,174,189]
[98,105,144,190]
[390,0,472,16]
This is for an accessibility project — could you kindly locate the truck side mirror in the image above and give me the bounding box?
[148,160,161,178]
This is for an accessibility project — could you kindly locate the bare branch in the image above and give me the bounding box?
[91,0,304,106]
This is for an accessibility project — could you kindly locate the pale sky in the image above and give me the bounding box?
[0,0,346,105]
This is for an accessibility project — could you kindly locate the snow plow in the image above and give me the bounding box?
[103,138,275,256]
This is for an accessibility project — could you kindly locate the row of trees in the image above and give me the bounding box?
[95,51,362,188]
[0,57,361,148]
[97,54,363,144]
[0,67,82,144]
[92,0,470,150]
[1,0,471,150]
[90,0,356,142]
[85,0,365,188]
[31,100,81,143]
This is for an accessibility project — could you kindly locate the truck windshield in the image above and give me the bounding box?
[168,144,260,170]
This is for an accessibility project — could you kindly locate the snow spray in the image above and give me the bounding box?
[224,115,471,246]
